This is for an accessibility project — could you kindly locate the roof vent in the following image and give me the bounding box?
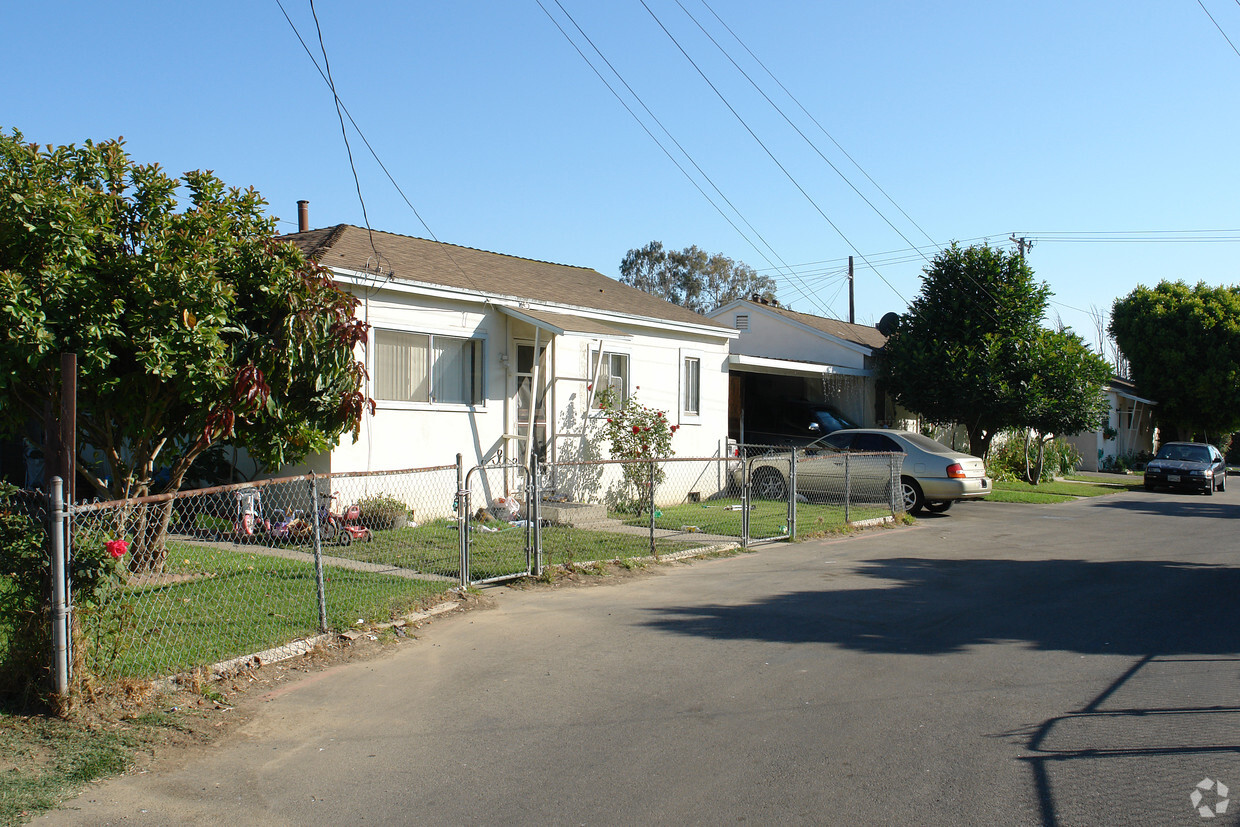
[297,200,309,233]
[735,314,749,331]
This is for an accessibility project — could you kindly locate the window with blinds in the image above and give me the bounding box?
[375,330,482,405]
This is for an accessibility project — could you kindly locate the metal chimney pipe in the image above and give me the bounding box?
[297,200,309,233]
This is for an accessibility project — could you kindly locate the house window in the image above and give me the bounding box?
[682,357,700,415]
[592,351,629,408]
[735,314,749,330]
[375,330,482,405]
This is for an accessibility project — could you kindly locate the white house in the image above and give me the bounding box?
[706,298,894,436]
[281,225,736,491]
[1066,377,1157,471]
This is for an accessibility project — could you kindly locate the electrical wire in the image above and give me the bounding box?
[676,0,935,264]
[537,0,839,317]
[699,0,937,247]
[275,0,490,298]
[636,0,908,308]
[1198,0,1240,57]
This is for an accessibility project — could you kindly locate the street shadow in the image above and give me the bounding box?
[1088,495,1240,520]
[642,557,1240,656]
[1010,654,1240,825]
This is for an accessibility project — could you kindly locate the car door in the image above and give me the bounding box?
[848,432,904,493]
[796,433,850,496]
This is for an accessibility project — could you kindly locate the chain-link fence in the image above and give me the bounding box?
[12,447,904,692]
[66,467,458,682]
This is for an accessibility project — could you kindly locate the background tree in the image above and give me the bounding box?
[882,243,1109,462]
[1109,281,1240,441]
[1016,328,1112,482]
[619,241,776,314]
[881,243,1050,457]
[0,130,371,571]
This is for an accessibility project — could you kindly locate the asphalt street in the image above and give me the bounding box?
[43,486,1240,826]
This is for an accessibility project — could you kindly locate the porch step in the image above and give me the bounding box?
[540,501,613,527]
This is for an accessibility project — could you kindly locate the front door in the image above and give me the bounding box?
[514,342,549,467]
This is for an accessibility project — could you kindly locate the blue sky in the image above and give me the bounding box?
[6,1,1240,340]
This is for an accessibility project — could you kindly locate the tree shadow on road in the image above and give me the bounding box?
[642,557,1240,656]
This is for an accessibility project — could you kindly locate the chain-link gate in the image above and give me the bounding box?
[462,462,535,585]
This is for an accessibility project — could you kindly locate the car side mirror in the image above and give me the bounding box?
[808,422,821,432]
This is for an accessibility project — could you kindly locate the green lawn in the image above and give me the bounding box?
[314,519,701,581]
[986,477,1142,504]
[620,496,894,539]
[83,542,448,681]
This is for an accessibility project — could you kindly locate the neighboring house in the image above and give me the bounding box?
[280,224,736,496]
[1066,377,1157,471]
[706,298,897,439]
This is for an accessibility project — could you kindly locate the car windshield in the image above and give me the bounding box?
[1156,444,1211,463]
[811,409,856,434]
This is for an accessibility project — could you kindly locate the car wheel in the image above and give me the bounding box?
[753,468,789,500]
[900,477,925,514]
[924,500,953,513]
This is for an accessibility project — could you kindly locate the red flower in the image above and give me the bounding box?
[606,418,613,424]
[632,425,641,434]
[587,384,593,391]
[657,412,664,418]
[671,425,679,432]
[105,539,128,559]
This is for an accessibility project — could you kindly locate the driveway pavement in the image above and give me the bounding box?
[43,487,1240,825]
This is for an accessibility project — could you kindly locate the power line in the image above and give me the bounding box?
[697,0,938,249]
[676,0,935,264]
[637,0,908,307]
[536,0,838,317]
[1197,0,1240,57]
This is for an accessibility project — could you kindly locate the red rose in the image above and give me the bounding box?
[632,425,641,434]
[587,384,593,391]
[606,418,613,424]
[105,539,128,559]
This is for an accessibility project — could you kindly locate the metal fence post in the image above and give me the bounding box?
[648,459,657,558]
[788,448,798,540]
[844,453,851,524]
[307,476,328,633]
[49,477,70,701]
[456,454,468,587]
[741,454,750,549]
[528,457,539,577]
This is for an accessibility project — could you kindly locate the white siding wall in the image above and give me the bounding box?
[728,308,869,371]
[321,287,732,492]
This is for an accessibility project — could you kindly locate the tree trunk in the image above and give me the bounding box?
[127,499,175,574]
[966,423,994,459]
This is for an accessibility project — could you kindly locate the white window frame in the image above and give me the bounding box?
[678,348,705,425]
[372,327,486,410]
[589,346,632,414]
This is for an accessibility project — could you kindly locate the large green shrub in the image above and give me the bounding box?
[0,484,130,706]
[986,433,1081,483]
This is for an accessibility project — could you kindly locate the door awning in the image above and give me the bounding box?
[500,306,631,340]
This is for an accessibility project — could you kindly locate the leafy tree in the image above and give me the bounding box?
[882,243,1108,461]
[1109,281,1240,441]
[1015,328,1111,482]
[0,129,370,571]
[619,241,776,314]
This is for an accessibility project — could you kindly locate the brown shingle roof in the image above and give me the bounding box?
[740,300,887,350]
[280,225,730,331]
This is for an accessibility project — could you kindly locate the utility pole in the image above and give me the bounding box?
[848,255,855,324]
[1009,234,1032,261]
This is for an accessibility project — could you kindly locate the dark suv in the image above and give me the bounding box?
[738,401,859,448]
